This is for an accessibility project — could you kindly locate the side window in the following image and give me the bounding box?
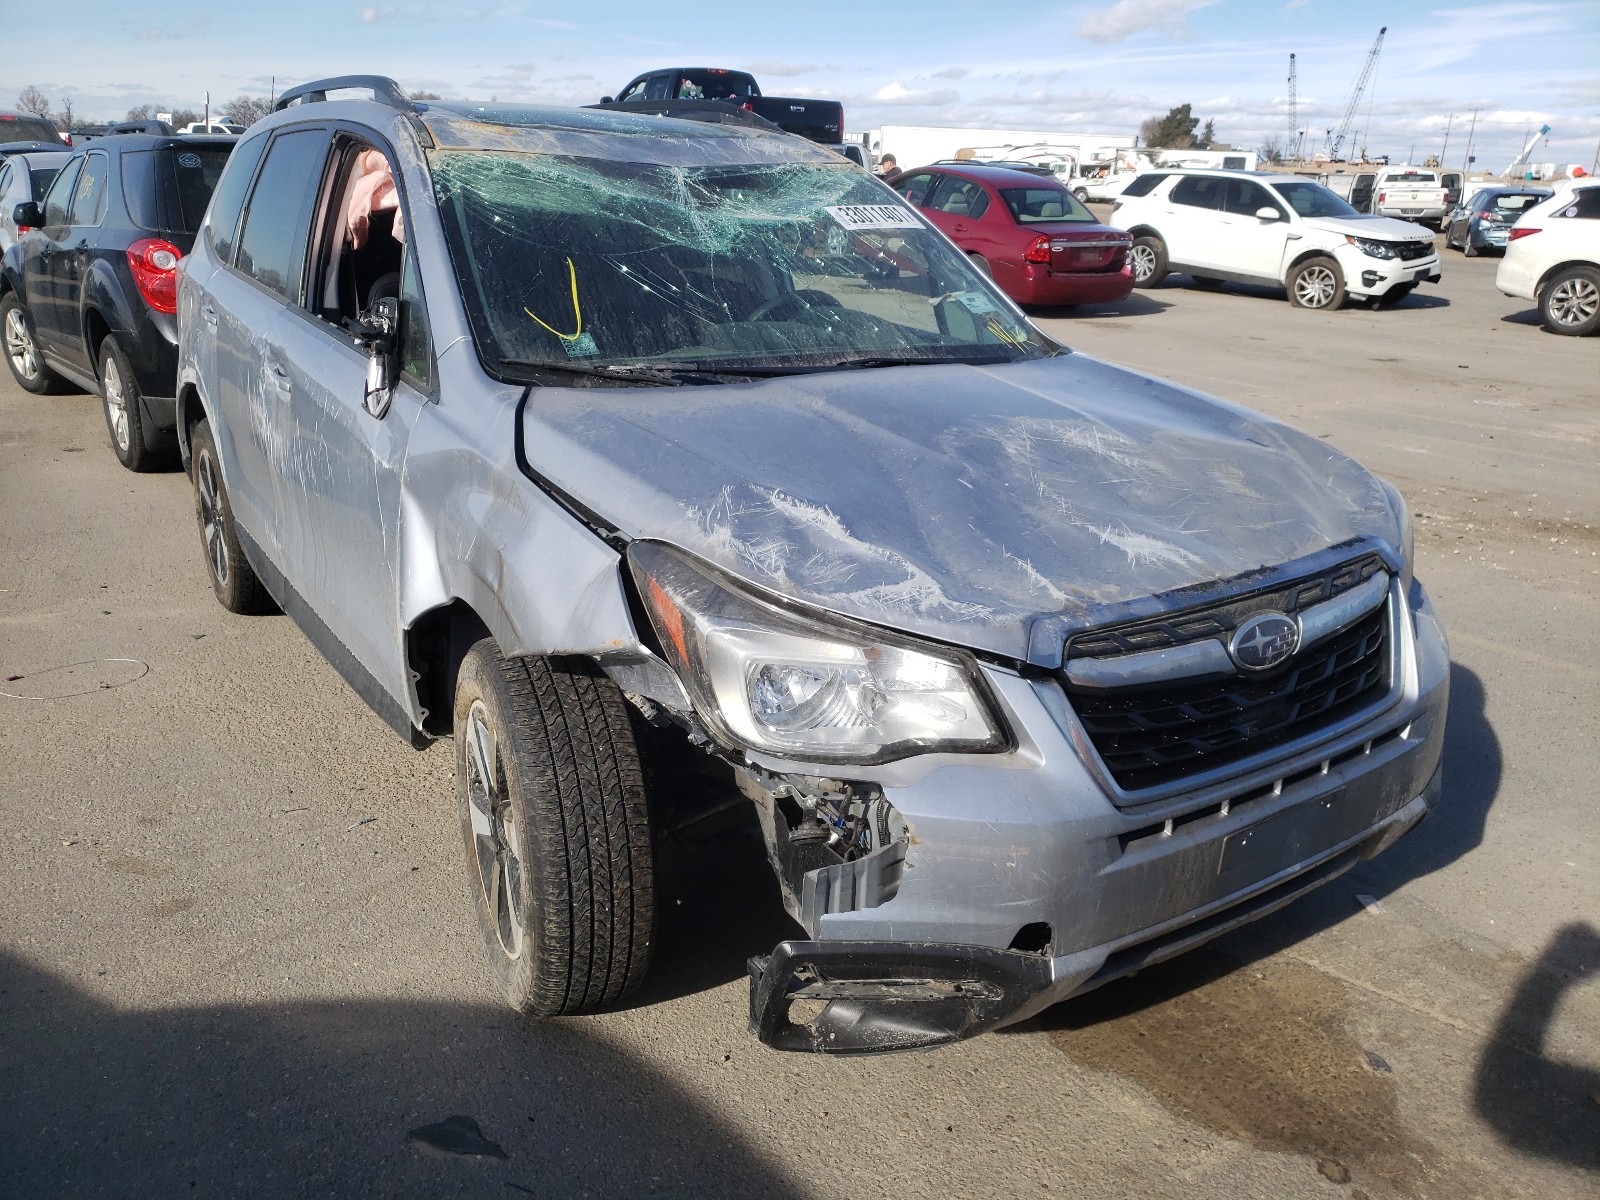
[891,172,937,208]
[643,73,672,101]
[398,251,431,387]
[41,159,81,227]
[1169,175,1223,210]
[926,176,989,219]
[306,138,411,326]
[68,153,109,225]
[1557,190,1600,219]
[1120,173,1167,199]
[0,163,12,200]
[207,132,270,263]
[616,77,649,103]
[236,129,330,299]
[1223,179,1282,217]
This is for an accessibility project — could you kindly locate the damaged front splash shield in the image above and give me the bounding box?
[748,940,1051,1054]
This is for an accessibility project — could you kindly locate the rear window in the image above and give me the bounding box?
[120,145,234,232]
[1120,173,1168,198]
[0,113,61,145]
[1489,193,1544,213]
[28,166,62,200]
[1385,172,1438,184]
[999,187,1095,224]
[675,70,759,99]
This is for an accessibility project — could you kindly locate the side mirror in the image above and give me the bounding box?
[351,296,399,418]
[1255,206,1283,222]
[13,201,44,228]
[600,95,615,105]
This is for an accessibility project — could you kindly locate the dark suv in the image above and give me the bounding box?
[0,133,234,470]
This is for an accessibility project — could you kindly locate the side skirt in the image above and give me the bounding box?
[235,524,433,749]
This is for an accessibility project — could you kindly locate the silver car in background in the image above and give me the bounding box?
[176,76,1449,1053]
[0,150,70,260]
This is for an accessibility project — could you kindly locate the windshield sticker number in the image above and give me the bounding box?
[824,204,922,231]
[563,332,599,358]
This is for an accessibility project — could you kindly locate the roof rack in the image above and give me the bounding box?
[273,75,414,113]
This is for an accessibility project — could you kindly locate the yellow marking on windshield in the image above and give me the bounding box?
[524,258,584,341]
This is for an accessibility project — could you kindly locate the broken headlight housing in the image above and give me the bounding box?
[629,541,1006,764]
[1346,235,1399,260]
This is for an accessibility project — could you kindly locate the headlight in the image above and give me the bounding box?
[1379,479,1415,595]
[1346,236,1399,259]
[629,541,1006,764]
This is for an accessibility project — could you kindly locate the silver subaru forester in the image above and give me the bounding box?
[176,76,1448,1053]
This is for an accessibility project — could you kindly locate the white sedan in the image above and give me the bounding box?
[1495,180,1600,336]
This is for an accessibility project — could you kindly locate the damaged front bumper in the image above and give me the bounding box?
[745,577,1449,1054]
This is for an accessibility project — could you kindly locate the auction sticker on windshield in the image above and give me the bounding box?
[825,204,923,230]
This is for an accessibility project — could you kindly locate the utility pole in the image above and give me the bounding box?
[203,89,210,130]
[1440,113,1453,165]
[1461,109,1477,174]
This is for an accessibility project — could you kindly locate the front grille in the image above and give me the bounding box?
[1396,241,1433,261]
[1069,605,1391,792]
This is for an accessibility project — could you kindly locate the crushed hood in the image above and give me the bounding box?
[521,354,1399,663]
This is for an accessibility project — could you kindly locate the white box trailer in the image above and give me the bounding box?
[864,125,1135,174]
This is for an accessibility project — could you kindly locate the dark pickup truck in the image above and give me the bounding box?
[600,68,842,144]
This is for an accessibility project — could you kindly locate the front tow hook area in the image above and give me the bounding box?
[748,940,1053,1054]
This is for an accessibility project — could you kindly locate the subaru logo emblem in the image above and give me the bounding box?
[1229,612,1300,672]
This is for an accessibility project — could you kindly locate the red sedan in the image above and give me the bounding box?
[886,164,1134,307]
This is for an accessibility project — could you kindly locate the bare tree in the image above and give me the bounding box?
[218,95,271,127]
[54,97,76,133]
[17,85,51,117]
[171,108,201,129]
[410,90,442,100]
[126,104,155,121]
[1258,136,1285,166]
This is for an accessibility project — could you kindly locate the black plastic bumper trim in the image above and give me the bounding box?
[748,939,1052,1055]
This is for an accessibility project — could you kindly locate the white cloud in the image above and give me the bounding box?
[1076,0,1221,44]
[748,62,820,77]
[932,67,969,80]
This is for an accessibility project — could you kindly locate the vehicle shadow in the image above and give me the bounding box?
[1018,661,1501,1022]
[0,951,805,1200]
[1028,292,1170,320]
[1499,308,1544,327]
[1472,922,1600,1170]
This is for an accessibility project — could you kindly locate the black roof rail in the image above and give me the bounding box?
[273,75,414,113]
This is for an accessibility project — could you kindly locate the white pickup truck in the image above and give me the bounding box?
[1325,169,1453,226]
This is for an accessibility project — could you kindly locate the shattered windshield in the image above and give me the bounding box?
[429,152,1052,381]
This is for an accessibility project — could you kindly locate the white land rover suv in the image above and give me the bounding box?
[1110,169,1441,309]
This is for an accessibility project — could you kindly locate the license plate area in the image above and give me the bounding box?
[1411,267,1430,282]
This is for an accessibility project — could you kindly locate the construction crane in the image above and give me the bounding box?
[1504,124,1551,177]
[1326,26,1386,160]
[1287,54,1299,158]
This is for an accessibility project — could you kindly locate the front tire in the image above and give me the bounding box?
[1287,256,1346,310]
[1539,265,1600,336]
[1,293,68,395]
[1072,186,1090,203]
[190,418,272,614]
[1130,235,1168,287]
[455,644,655,1016]
[98,336,174,472]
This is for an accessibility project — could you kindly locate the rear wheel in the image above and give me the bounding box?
[1287,256,1345,310]
[455,643,656,1016]
[1539,265,1600,336]
[1462,236,1479,258]
[1,293,67,395]
[190,418,272,614]
[1072,186,1090,203]
[1130,236,1168,287]
[967,252,992,278]
[98,336,174,472]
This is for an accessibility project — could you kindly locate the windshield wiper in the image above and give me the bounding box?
[502,360,695,387]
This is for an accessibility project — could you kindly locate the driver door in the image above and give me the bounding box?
[1212,178,1293,282]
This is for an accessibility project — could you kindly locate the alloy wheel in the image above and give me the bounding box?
[465,700,525,960]
[4,307,40,381]
[195,449,230,587]
[102,356,130,452]
[1294,264,1338,308]
[1131,244,1158,283]
[1548,276,1599,329]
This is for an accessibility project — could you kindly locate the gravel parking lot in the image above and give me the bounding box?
[2,245,1596,1198]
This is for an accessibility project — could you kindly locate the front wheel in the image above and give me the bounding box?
[1540,265,1600,336]
[455,644,656,1016]
[1,293,68,395]
[1072,186,1090,203]
[1130,236,1168,287]
[1287,256,1346,310]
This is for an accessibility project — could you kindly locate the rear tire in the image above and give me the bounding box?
[1286,256,1346,310]
[1,293,68,395]
[967,252,992,278]
[1072,186,1090,203]
[455,644,656,1016]
[1130,236,1168,287]
[190,418,272,614]
[98,336,175,472]
[1539,265,1600,336]
[1462,237,1478,258]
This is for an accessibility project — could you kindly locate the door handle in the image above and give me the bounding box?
[952,223,968,233]
[201,304,218,328]
[268,364,291,392]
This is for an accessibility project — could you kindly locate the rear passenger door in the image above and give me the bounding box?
[206,125,331,568]
[273,132,434,706]
[1157,174,1225,269]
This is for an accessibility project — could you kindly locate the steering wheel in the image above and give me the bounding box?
[748,289,843,322]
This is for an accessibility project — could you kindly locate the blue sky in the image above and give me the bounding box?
[5,0,1596,169]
